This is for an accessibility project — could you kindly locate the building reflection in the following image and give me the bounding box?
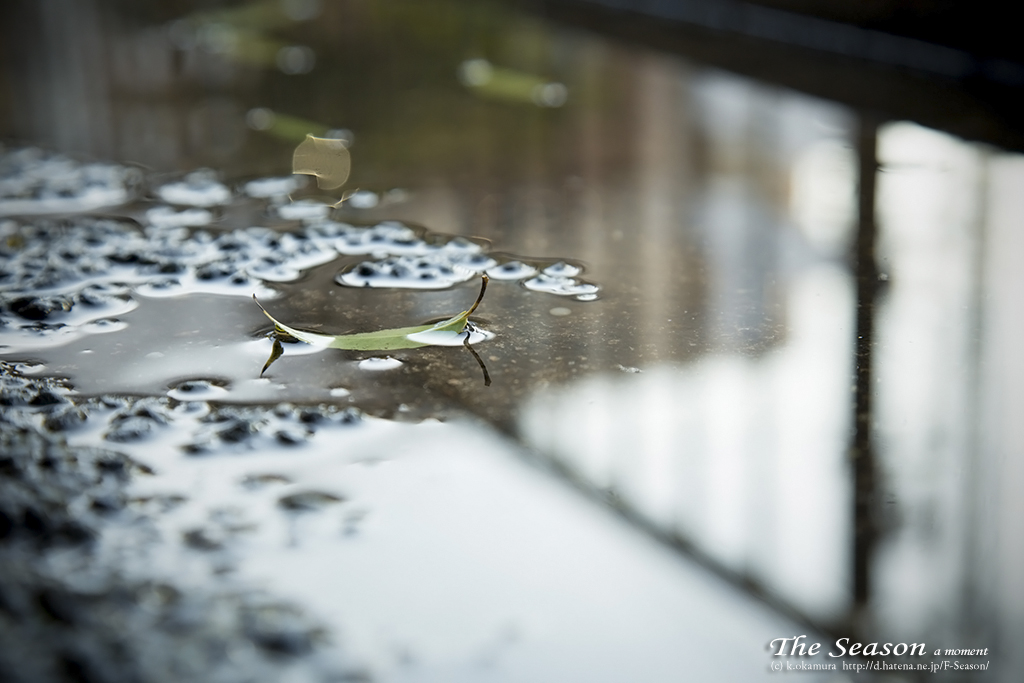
[520,115,1024,670]
[871,124,1024,659]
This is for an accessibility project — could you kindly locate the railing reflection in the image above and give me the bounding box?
[850,115,878,616]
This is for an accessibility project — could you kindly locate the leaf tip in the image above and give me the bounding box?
[261,337,284,377]
[252,294,271,316]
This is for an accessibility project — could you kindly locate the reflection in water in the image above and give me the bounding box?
[873,124,1024,664]
[521,115,1024,668]
[851,117,879,614]
[457,58,569,108]
[521,263,854,623]
[3,0,1024,679]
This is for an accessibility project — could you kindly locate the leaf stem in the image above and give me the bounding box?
[462,328,492,387]
[466,274,489,318]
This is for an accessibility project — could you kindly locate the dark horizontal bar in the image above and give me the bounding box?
[518,0,1024,151]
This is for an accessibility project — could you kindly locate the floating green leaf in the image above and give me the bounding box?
[254,276,489,378]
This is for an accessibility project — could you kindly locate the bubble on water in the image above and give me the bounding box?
[157,171,231,207]
[357,357,403,371]
[329,387,351,398]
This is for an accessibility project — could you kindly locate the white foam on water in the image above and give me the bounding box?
[277,200,332,221]
[357,356,403,371]
[244,176,303,198]
[406,326,493,346]
[145,206,214,228]
[157,173,232,207]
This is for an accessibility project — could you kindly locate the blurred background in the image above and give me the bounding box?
[2,0,1023,680]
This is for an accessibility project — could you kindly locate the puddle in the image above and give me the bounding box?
[0,360,808,681]
[0,146,610,419]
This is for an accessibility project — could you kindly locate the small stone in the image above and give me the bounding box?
[42,406,87,432]
[243,603,317,656]
[240,473,292,490]
[217,419,254,444]
[278,491,343,511]
[105,416,153,443]
[274,428,307,446]
[183,528,223,551]
[8,296,72,321]
[89,495,123,514]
